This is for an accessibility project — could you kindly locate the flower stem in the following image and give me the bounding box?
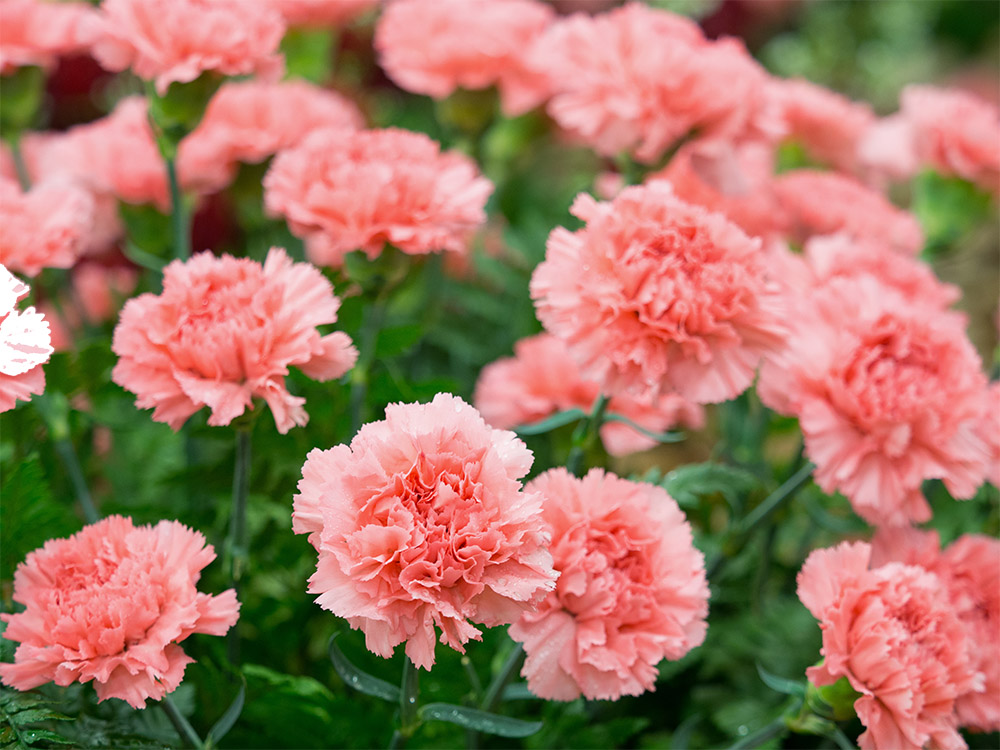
[350,295,387,434]
[481,643,524,714]
[165,155,190,260]
[160,694,204,749]
[565,393,610,477]
[8,134,31,191]
[392,656,420,748]
[53,437,100,525]
[226,427,251,665]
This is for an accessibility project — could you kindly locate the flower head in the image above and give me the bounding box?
[179,79,364,193]
[375,0,554,116]
[798,541,979,750]
[510,468,708,701]
[0,175,94,276]
[0,264,52,412]
[531,181,786,403]
[292,393,557,670]
[0,516,238,709]
[871,527,1000,733]
[0,0,98,73]
[474,333,704,456]
[529,3,777,163]
[112,248,357,433]
[92,0,285,95]
[264,127,492,267]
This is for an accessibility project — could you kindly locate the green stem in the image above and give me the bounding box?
[226,427,251,665]
[165,155,190,260]
[53,437,100,525]
[350,295,388,433]
[8,134,31,191]
[160,695,204,749]
[467,643,525,749]
[565,394,610,477]
[392,657,420,748]
[738,461,814,535]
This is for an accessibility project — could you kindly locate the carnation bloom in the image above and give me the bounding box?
[375,0,554,117]
[768,77,875,173]
[264,0,376,27]
[0,264,52,412]
[0,516,239,709]
[857,114,920,184]
[871,527,1000,733]
[529,3,777,163]
[91,0,285,95]
[473,333,704,456]
[773,170,924,255]
[292,393,557,670]
[0,0,98,73]
[0,175,94,276]
[510,468,708,701]
[977,383,1000,488]
[651,141,789,240]
[264,127,492,266]
[112,247,357,433]
[758,276,988,526]
[531,182,786,403]
[798,541,979,750]
[900,85,1000,193]
[179,79,365,193]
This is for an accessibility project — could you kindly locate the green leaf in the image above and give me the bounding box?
[514,408,586,436]
[206,680,246,747]
[602,413,685,443]
[418,703,543,738]
[663,463,761,511]
[756,663,806,698]
[0,688,73,750]
[375,325,424,359]
[328,635,400,702]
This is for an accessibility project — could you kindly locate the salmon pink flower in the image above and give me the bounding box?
[759,277,989,526]
[510,468,708,701]
[773,170,924,255]
[179,79,364,193]
[872,527,1000,733]
[0,175,94,276]
[0,0,98,73]
[977,383,1000,488]
[531,182,786,403]
[264,128,492,267]
[112,248,357,433]
[529,3,778,163]
[0,516,239,709]
[0,264,52,413]
[265,0,376,27]
[474,333,704,456]
[92,0,285,95]
[798,541,979,750]
[292,393,556,670]
[375,0,554,116]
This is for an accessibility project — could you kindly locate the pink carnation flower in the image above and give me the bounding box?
[759,277,988,526]
[264,0,376,27]
[0,516,239,709]
[474,333,704,456]
[112,248,357,433]
[375,0,554,117]
[773,170,924,255]
[529,3,777,163]
[857,114,920,184]
[871,527,1000,733]
[0,0,98,73]
[901,85,1000,193]
[179,79,365,193]
[977,383,1000,488]
[510,468,708,701]
[264,127,492,266]
[292,393,556,670]
[652,141,789,240]
[0,175,94,276]
[531,182,786,404]
[0,264,52,412]
[798,541,979,750]
[92,0,285,95]
[768,77,875,173]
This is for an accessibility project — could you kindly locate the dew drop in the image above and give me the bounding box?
[737,725,749,736]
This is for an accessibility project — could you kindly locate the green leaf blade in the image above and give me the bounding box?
[328,635,400,703]
[418,703,542,738]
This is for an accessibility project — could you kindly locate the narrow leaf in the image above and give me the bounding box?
[207,680,246,746]
[513,409,586,436]
[18,729,73,746]
[501,683,537,702]
[9,709,69,725]
[756,663,806,698]
[602,413,685,443]
[418,703,542,738]
[328,634,400,702]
